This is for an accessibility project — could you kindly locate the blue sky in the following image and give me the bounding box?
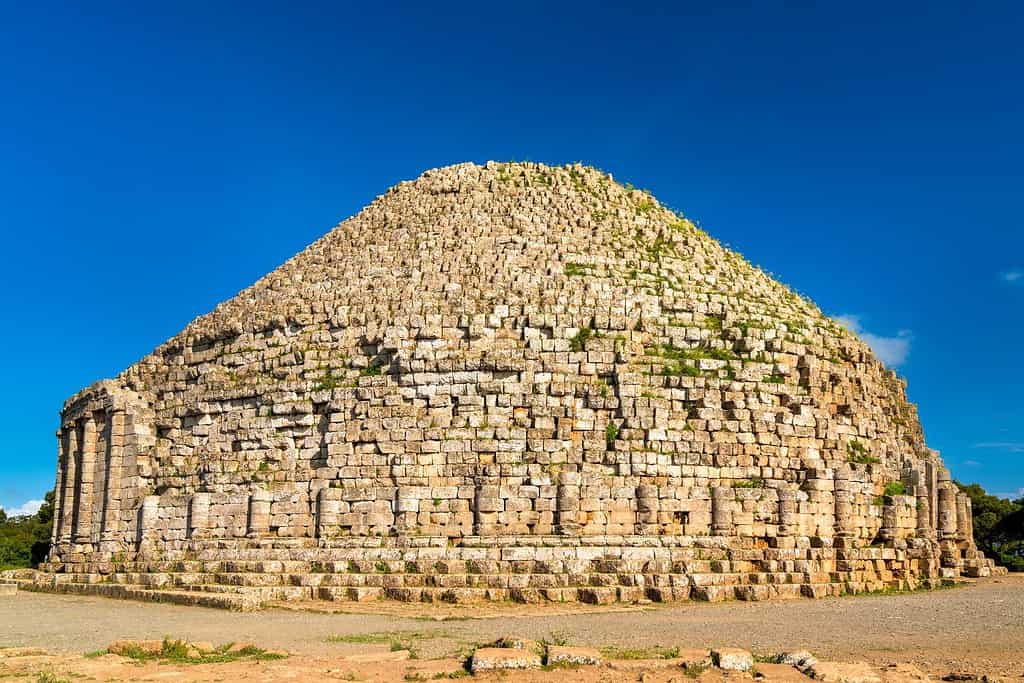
[1,1,1022,514]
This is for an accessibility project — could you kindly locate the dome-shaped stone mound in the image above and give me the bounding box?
[36,162,1001,609]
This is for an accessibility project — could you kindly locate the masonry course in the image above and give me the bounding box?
[30,161,1002,608]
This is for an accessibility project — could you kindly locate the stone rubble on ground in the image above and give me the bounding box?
[546,645,603,666]
[0,641,1011,681]
[713,647,755,671]
[470,647,544,672]
[778,650,820,672]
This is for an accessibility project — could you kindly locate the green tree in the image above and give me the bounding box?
[956,481,1024,571]
[0,490,55,571]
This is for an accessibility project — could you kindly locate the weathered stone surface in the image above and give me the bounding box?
[880,664,933,682]
[0,647,48,658]
[807,661,883,683]
[712,647,754,671]
[0,584,17,596]
[36,161,998,607]
[490,636,544,655]
[471,647,542,671]
[676,648,713,669]
[758,663,813,681]
[342,651,410,663]
[546,645,603,666]
[778,650,819,672]
[224,642,257,654]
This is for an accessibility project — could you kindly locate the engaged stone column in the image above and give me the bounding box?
[802,468,834,538]
[833,468,855,539]
[49,430,64,549]
[555,471,582,535]
[879,500,897,543]
[188,493,212,540]
[711,486,733,536]
[474,482,502,535]
[925,461,939,530]
[137,495,160,548]
[393,487,420,534]
[635,484,660,534]
[956,492,970,543]
[73,417,97,544]
[247,488,272,537]
[316,487,343,539]
[915,485,933,539]
[964,498,974,545]
[777,489,798,537]
[938,485,957,541]
[57,426,78,545]
[99,411,125,547]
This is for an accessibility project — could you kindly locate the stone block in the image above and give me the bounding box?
[546,645,603,666]
[712,647,753,671]
[471,647,543,672]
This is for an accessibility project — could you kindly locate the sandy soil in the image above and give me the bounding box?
[1,575,1022,681]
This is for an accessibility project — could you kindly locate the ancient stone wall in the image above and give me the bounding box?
[36,162,1001,607]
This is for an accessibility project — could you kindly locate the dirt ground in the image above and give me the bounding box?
[1,574,1022,681]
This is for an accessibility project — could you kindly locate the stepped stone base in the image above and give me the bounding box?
[23,534,1004,611]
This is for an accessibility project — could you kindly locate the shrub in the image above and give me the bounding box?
[846,440,880,465]
[569,327,594,352]
[605,422,620,450]
[956,482,1024,571]
[0,491,54,570]
[883,481,907,497]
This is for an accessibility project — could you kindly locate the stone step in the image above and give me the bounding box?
[22,580,261,611]
[43,567,923,594]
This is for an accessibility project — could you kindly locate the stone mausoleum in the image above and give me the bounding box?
[32,162,1001,609]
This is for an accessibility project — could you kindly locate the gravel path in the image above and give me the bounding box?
[2,575,1022,677]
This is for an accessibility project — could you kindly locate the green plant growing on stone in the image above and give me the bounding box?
[605,422,620,450]
[314,365,343,391]
[360,362,384,377]
[883,481,907,497]
[564,262,592,277]
[569,327,594,352]
[847,439,880,465]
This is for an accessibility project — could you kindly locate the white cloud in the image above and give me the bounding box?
[0,499,44,517]
[962,459,981,466]
[973,442,1024,453]
[834,314,912,367]
[1000,269,1023,284]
